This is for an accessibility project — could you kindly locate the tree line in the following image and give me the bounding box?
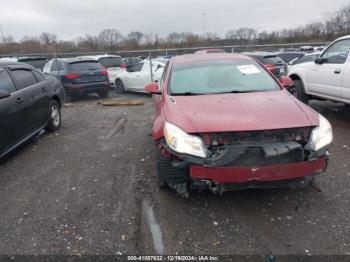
[1,4,350,55]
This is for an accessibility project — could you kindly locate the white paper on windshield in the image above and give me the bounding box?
[237,65,261,75]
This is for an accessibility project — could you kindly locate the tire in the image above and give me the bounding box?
[98,89,109,98]
[156,149,190,187]
[293,80,309,104]
[46,100,61,132]
[115,79,125,93]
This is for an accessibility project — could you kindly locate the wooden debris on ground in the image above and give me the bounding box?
[101,99,145,107]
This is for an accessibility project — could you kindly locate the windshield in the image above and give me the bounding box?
[69,62,103,71]
[98,57,123,67]
[170,59,280,95]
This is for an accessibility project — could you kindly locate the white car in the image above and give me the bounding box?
[114,60,166,93]
[288,35,350,105]
[77,54,125,85]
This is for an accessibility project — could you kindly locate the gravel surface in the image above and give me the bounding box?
[0,93,349,256]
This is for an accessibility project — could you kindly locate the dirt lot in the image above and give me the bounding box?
[0,92,350,256]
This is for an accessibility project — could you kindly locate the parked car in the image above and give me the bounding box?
[144,53,332,196]
[243,52,288,77]
[0,61,64,159]
[0,56,49,71]
[114,60,166,93]
[288,35,350,105]
[195,49,226,54]
[288,52,320,66]
[43,58,110,100]
[122,57,143,67]
[77,54,126,86]
[17,56,49,71]
[276,51,304,64]
[299,46,315,53]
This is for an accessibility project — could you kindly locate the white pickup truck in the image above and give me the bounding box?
[288,35,350,105]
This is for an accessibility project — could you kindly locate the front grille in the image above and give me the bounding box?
[200,128,310,167]
[201,128,311,146]
[226,147,304,167]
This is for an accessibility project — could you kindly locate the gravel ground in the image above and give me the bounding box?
[0,92,349,257]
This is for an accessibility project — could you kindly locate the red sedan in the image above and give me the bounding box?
[145,53,333,196]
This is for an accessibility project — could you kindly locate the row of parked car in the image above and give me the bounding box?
[0,36,348,195]
[0,44,325,102]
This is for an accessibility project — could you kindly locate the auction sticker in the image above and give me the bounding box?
[237,64,260,75]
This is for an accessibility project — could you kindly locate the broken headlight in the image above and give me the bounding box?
[308,114,333,151]
[163,122,208,158]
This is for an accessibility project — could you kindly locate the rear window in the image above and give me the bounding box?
[278,53,303,63]
[18,58,48,70]
[68,62,103,72]
[259,56,284,64]
[170,59,280,95]
[98,57,123,67]
[11,69,38,90]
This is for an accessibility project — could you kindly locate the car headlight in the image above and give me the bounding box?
[308,114,333,151]
[163,122,208,158]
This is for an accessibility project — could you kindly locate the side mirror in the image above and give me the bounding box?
[0,90,11,99]
[279,76,294,88]
[144,82,161,94]
[315,57,327,64]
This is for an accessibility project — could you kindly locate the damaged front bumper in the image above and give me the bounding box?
[160,140,328,192]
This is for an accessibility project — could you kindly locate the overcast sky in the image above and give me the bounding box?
[0,0,349,41]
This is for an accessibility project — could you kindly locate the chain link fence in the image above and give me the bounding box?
[0,41,328,104]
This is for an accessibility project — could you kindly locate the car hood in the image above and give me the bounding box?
[164,90,319,133]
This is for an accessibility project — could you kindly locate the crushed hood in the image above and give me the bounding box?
[164,90,319,133]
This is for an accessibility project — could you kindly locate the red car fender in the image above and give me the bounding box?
[152,114,165,141]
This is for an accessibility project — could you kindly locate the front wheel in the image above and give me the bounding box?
[46,100,61,132]
[293,80,309,104]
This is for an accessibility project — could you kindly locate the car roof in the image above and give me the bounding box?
[0,61,34,67]
[54,57,99,64]
[242,51,279,57]
[78,54,121,60]
[172,53,252,64]
[17,56,48,61]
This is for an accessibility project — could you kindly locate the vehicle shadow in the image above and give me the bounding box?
[0,132,45,167]
[309,100,350,123]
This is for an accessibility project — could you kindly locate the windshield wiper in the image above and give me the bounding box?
[218,90,262,94]
[171,92,205,96]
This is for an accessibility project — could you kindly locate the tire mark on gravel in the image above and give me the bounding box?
[108,117,128,138]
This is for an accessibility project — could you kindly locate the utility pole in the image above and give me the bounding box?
[202,13,206,36]
[0,23,5,43]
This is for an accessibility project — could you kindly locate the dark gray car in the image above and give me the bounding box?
[0,61,65,159]
[43,58,110,100]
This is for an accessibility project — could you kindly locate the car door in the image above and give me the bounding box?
[31,70,51,125]
[9,67,44,132]
[123,63,144,91]
[137,62,164,91]
[340,49,350,103]
[306,39,350,100]
[0,68,31,155]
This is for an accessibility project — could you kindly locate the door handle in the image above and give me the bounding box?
[334,69,341,74]
[17,97,23,104]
